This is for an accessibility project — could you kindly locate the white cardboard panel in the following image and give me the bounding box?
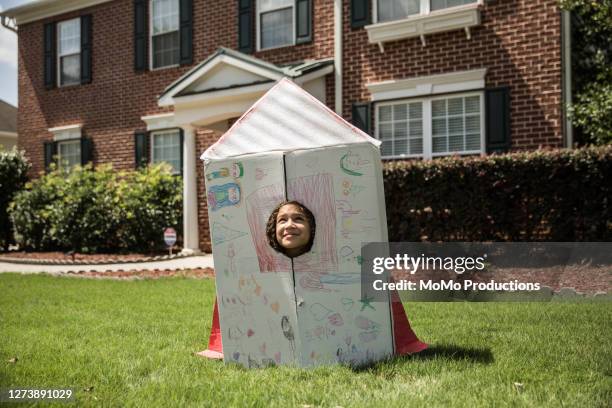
[205,153,301,367]
[286,144,394,366]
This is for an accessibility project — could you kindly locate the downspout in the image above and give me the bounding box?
[561,10,573,148]
[334,0,342,115]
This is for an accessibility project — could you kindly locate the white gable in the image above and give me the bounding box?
[184,63,271,95]
[201,78,380,161]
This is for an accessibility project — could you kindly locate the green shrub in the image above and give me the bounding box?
[10,163,182,253]
[117,163,183,252]
[0,149,30,250]
[383,146,612,242]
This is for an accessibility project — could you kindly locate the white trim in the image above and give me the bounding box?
[2,0,113,25]
[49,124,82,141]
[375,91,485,160]
[367,68,486,101]
[0,131,17,139]
[292,64,334,85]
[366,2,481,48]
[256,0,296,51]
[158,54,283,106]
[561,10,573,148]
[142,112,176,131]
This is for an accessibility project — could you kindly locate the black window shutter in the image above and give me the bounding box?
[134,131,150,168]
[44,141,57,172]
[80,137,93,165]
[352,102,371,135]
[44,22,56,89]
[351,0,370,28]
[238,0,254,53]
[80,15,93,84]
[134,0,148,71]
[485,87,511,154]
[295,0,312,44]
[179,0,193,65]
[178,128,184,176]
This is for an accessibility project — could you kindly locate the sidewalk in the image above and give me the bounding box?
[0,254,215,274]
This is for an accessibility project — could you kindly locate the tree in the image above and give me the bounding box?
[560,0,612,145]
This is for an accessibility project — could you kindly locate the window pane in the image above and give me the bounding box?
[61,54,80,86]
[59,19,80,55]
[377,102,423,157]
[379,123,392,140]
[59,141,81,172]
[448,98,463,116]
[153,31,180,68]
[261,8,293,49]
[448,117,463,135]
[432,100,446,117]
[378,0,419,22]
[409,102,422,119]
[465,115,480,133]
[409,138,423,155]
[394,139,408,155]
[431,95,482,154]
[152,131,181,173]
[432,136,447,153]
[409,120,422,136]
[152,0,179,35]
[393,104,407,121]
[448,134,463,152]
[395,122,408,138]
[379,105,392,122]
[465,96,479,113]
[431,0,474,11]
[466,134,480,150]
[432,118,446,136]
[381,140,392,157]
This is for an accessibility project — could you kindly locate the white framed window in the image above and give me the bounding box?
[58,140,81,172]
[258,0,295,50]
[151,129,181,174]
[150,0,180,69]
[375,0,477,23]
[57,18,81,86]
[375,92,484,159]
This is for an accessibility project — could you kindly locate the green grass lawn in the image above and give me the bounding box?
[0,273,610,407]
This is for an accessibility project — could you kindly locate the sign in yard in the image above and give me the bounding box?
[164,228,177,255]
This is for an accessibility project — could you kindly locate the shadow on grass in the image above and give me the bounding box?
[352,344,494,372]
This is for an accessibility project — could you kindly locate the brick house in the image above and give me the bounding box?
[1,0,572,253]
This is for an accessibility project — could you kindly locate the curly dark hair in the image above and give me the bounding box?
[266,200,316,257]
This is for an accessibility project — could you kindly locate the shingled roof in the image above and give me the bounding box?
[0,99,17,134]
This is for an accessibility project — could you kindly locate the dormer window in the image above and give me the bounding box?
[57,18,81,86]
[151,0,180,69]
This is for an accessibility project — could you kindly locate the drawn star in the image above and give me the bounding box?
[359,295,376,311]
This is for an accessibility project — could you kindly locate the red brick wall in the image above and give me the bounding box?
[342,0,563,150]
[16,0,564,252]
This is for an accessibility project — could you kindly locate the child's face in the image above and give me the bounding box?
[275,204,311,257]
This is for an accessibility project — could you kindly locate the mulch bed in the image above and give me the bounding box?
[65,267,215,280]
[0,251,184,264]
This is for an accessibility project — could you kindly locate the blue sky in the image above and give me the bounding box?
[0,0,30,107]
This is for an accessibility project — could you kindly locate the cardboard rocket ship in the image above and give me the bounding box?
[201,78,400,367]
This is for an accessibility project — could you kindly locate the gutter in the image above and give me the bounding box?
[1,16,17,33]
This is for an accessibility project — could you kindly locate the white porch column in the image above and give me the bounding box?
[181,125,200,254]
